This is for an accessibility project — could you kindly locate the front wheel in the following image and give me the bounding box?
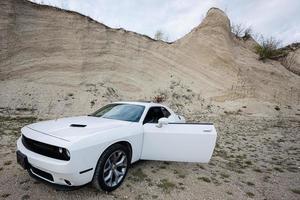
[92,144,130,192]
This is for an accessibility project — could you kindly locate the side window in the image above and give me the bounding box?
[161,107,171,118]
[143,107,165,124]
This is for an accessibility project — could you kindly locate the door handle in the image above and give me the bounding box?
[203,129,212,132]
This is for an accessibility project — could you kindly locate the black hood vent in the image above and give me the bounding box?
[70,124,86,127]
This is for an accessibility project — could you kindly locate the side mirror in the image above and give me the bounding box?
[156,117,169,128]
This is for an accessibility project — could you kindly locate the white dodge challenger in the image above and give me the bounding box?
[16,101,217,191]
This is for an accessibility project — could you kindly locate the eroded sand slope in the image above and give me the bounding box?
[0,0,299,118]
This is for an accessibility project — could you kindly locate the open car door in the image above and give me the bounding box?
[141,121,217,163]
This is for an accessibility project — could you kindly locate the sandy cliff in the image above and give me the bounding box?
[0,0,299,117]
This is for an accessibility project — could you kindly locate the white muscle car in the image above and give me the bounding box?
[16,101,217,191]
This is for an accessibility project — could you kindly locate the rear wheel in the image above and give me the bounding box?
[92,144,130,192]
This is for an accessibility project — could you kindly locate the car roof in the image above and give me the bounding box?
[113,101,163,107]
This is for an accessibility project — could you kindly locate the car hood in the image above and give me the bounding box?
[26,116,131,142]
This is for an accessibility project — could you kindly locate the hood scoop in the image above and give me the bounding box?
[70,124,87,127]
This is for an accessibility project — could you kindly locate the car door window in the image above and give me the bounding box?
[143,107,165,124]
[161,107,171,118]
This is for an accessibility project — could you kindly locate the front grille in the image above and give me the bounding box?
[31,166,54,182]
[22,135,70,161]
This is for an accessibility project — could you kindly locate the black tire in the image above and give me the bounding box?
[92,144,130,192]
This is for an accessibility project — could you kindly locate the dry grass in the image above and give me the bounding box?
[255,37,285,60]
[156,179,176,193]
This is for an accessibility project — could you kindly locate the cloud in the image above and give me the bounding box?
[219,0,300,45]
[29,0,300,45]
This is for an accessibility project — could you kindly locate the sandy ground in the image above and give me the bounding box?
[0,114,299,200]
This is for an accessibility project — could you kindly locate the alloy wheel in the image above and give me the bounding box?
[103,150,128,187]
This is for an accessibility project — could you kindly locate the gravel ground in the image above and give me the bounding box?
[0,114,299,200]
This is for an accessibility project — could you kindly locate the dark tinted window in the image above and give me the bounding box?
[143,106,170,124]
[90,104,145,122]
[161,107,171,118]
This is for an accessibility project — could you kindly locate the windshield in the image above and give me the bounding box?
[90,104,145,122]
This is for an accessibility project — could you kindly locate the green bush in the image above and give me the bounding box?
[154,30,169,42]
[255,37,284,60]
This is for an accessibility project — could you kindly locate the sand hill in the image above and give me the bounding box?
[0,0,299,118]
[0,1,300,200]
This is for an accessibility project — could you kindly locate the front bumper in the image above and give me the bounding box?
[17,137,94,186]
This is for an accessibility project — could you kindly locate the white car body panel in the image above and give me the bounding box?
[142,123,217,162]
[27,116,131,142]
[16,101,217,187]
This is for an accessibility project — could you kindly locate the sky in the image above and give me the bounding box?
[30,0,300,46]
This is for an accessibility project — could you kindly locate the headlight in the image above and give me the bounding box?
[65,149,70,158]
[58,147,70,160]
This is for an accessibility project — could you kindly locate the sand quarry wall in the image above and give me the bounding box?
[0,0,299,117]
